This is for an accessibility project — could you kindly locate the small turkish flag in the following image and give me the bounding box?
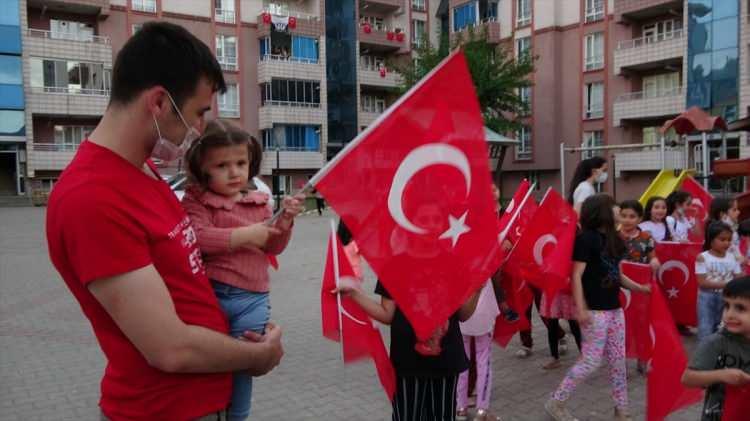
[646,285,703,421]
[505,188,578,296]
[311,51,502,340]
[499,182,537,245]
[681,176,713,242]
[654,241,702,326]
[497,179,530,234]
[492,273,532,348]
[722,385,750,420]
[288,16,297,29]
[320,221,396,400]
[619,262,654,361]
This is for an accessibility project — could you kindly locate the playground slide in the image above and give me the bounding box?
[638,169,694,206]
[713,158,750,178]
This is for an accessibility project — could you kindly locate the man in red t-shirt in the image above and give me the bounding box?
[46,22,287,420]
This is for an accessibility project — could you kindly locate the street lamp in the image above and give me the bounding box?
[273,126,283,211]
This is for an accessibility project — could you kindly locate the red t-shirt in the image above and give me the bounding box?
[46,141,231,420]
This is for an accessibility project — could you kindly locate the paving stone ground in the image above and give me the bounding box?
[0,207,703,420]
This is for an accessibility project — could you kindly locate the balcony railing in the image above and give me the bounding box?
[261,8,320,21]
[27,28,110,45]
[616,29,683,50]
[31,86,110,96]
[132,0,157,13]
[32,142,80,152]
[615,86,684,102]
[218,56,238,71]
[219,107,240,118]
[215,8,236,24]
[259,54,318,65]
[262,101,321,108]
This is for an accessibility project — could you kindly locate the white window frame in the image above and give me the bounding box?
[50,19,94,42]
[361,94,386,113]
[216,35,238,71]
[584,32,604,71]
[515,36,531,60]
[361,16,385,31]
[53,125,95,151]
[132,0,157,13]
[643,72,680,98]
[516,0,531,27]
[582,130,604,159]
[518,86,532,114]
[515,125,532,160]
[215,0,236,24]
[584,0,604,23]
[412,19,425,48]
[218,83,240,118]
[642,19,682,44]
[412,0,426,12]
[584,82,604,119]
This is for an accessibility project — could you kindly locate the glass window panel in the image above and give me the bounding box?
[712,0,737,20]
[688,0,713,24]
[289,80,298,103]
[313,82,320,104]
[689,21,711,53]
[712,47,738,78]
[67,62,81,91]
[711,17,737,50]
[0,110,24,136]
[0,0,20,26]
[0,55,21,85]
[712,77,737,107]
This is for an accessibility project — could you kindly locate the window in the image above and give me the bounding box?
[412,19,425,48]
[518,86,532,114]
[50,20,94,42]
[30,58,109,94]
[291,36,319,63]
[0,110,24,136]
[215,0,236,24]
[515,36,531,60]
[582,130,603,159]
[361,94,386,113]
[585,0,604,23]
[360,55,385,71]
[643,72,680,98]
[642,19,682,44]
[262,125,320,151]
[216,35,237,71]
[53,125,94,151]
[261,79,321,106]
[361,16,385,31]
[412,0,426,12]
[453,2,477,32]
[132,23,143,34]
[584,32,604,71]
[516,0,531,27]
[0,54,22,85]
[584,82,604,119]
[132,0,157,13]
[218,83,240,117]
[515,125,532,160]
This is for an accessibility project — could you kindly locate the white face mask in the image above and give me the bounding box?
[151,92,200,162]
[596,171,608,184]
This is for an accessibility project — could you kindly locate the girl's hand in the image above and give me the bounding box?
[245,223,282,248]
[281,193,306,220]
[722,368,750,386]
[501,239,513,252]
[639,283,652,294]
[649,258,661,273]
[577,308,592,326]
[331,276,362,297]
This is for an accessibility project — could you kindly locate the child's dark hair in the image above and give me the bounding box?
[567,157,607,205]
[738,219,750,237]
[580,194,625,258]
[703,221,733,251]
[644,196,671,240]
[724,277,750,300]
[337,219,354,246]
[709,197,736,222]
[619,200,644,218]
[185,119,263,187]
[666,190,692,216]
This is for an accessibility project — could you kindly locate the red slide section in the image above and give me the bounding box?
[713,158,750,178]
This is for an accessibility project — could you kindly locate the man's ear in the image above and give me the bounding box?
[144,86,169,117]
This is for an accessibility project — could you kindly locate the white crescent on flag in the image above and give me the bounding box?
[533,234,557,266]
[657,260,690,287]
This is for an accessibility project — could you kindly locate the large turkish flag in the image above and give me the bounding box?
[619,262,653,361]
[311,51,502,340]
[654,242,702,326]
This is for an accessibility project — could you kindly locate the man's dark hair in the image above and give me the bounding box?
[110,22,226,109]
[724,277,750,300]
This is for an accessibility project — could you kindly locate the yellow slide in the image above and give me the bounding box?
[638,169,694,206]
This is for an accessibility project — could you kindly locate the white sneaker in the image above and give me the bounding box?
[545,399,579,421]
[559,337,569,356]
[515,347,532,358]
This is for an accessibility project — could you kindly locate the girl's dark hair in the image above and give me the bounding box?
[619,200,644,218]
[567,157,607,204]
[580,193,625,258]
[703,221,733,251]
[337,219,353,246]
[709,197,736,222]
[738,219,750,237]
[666,190,692,216]
[185,119,263,188]
[644,196,671,241]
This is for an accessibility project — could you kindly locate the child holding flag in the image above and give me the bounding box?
[546,194,651,421]
[682,277,750,421]
[639,196,671,242]
[666,191,697,242]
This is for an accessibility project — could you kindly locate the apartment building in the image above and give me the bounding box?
[444,0,747,201]
[14,0,327,198]
[0,2,24,196]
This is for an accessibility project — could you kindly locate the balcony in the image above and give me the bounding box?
[359,65,402,89]
[218,106,240,119]
[359,23,406,52]
[614,30,685,75]
[359,0,404,13]
[25,29,112,64]
[28,142,79,173]
[359,110,381,128]
[257,55,324,84]
[259,102,325,129]
[451,18,501,45]
[261,150,325,173]
[215,8,236,24]
[615,148,685,174]
[616,0,683,23]
[28,86,109,117]
[257,10,323,38]
[27,0,110,16]
[217,56,238,72]
[612,87,684,127]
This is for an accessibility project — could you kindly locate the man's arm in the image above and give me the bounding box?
[88,265,283,375]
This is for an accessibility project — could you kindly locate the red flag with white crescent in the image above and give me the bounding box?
[497,179,530,235]
[311,51,502,340]
[654,242,702,326]
[619,262,654,360]
[681,176,713,243]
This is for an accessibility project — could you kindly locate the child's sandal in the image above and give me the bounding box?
[456,407,469,421]
[475,409,503,421]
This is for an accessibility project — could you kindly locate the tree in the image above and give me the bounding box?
[393,26,535,134]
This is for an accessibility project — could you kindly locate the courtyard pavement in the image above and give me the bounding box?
[0,207,703,420]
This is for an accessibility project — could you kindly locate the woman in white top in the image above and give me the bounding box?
[567,156,608,214]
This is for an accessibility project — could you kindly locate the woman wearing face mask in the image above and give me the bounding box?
[567,157,609,215]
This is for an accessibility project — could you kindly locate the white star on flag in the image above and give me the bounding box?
[439,211,471,247]
[667,287,679,299]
